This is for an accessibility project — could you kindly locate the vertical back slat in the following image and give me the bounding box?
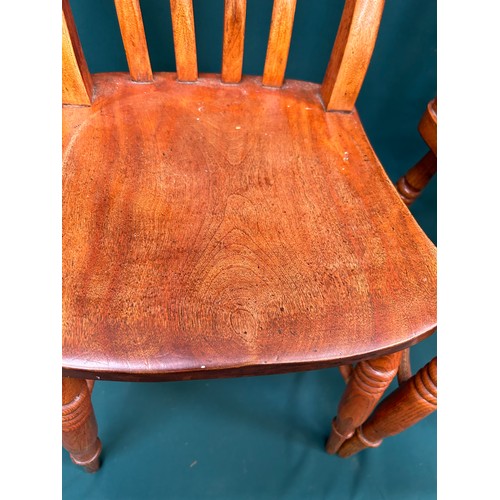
[321,0,385,112]
[222,0,247,83]
[62,0,93,105]
[262,0,297,87]
[170,0,198,82]
[114,0,153,82]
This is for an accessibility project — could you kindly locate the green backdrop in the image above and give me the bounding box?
[64,1,437,498]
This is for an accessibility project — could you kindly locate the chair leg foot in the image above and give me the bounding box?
[326,352,401,454]
[326,417,354,454]
[62,377,102,473]
[69,438,102,473]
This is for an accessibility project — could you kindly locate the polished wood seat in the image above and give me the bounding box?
[63,73,436,381]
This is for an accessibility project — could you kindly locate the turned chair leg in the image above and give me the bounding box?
[326,352,401,454]
[338,365,353,383]
[395,150,437,207]
[397,348,412,384]
[62,377,102,473]
[86,379,95,394]
[338,357,437,457]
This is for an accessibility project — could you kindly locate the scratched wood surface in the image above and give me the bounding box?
[62,73,436,382]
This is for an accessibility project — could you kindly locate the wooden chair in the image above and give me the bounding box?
[62,0,436,472]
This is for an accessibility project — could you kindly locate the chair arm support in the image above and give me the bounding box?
[321,0,385,112]
[396,151,437,207]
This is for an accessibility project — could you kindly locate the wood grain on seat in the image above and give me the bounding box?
[63,73,436,382]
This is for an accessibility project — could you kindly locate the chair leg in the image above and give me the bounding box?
[338,365,353,383]
[62,377,102,473]
[86,379,95,394]
[338,357,437,458]
[397,348,412,384]
[326,352,401,454]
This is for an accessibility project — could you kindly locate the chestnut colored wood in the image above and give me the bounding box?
[338,365,353,383]
[396,97,438,209]
[321,0,385,112]
[62,0,92,106]
[418,98,437,155]
[222,0,247,84]
[114,0,153,82]
[62,1,437,471]
[346,99,437,385]
[262,0,297,87]
[397,348,413,384]
[396,151,437,207]
[62,377,102,473]
[338,357,437,457]
[395,98,437,383]
[63,73,437,382]
[325,352,401,454]
[170,0,198,82]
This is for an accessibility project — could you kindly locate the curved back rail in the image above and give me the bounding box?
[62,0,384,112]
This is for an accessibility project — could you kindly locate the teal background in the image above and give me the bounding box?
[64,0,437,498]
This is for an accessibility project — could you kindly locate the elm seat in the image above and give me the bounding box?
[62,73,436,382]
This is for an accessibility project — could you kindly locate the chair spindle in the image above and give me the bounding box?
[262,0,297,87]
[222,0,247,83]
[114,0,153,82]
[170,0,198,82]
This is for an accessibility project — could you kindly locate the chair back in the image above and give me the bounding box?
[63,0,385,111]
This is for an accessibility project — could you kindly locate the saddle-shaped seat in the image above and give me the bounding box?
[63,73,436,381]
